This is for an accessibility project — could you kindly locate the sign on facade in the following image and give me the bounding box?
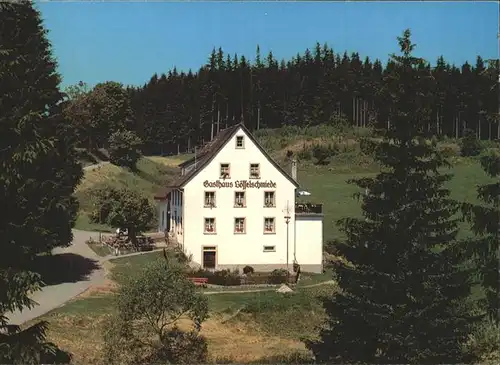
[203,180,277,189]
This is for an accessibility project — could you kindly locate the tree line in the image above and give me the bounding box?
[65,43,499,155]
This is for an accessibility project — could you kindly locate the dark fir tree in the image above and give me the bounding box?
[0,1,81,362]
[306,29,478,364]
[462,150,500,322]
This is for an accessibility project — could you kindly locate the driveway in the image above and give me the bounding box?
[6,229,106,326]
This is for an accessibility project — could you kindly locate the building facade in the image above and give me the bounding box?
[155,123,324,273]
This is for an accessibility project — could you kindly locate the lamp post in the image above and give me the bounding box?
[283,200,292,282]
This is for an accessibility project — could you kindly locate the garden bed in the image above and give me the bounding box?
[187,268,296,287]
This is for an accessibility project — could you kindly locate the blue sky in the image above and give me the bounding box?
[37,1,499,88]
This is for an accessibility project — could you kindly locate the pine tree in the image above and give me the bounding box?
[462,150,500,322]
[0,1,81,361]
[306,29,478,364]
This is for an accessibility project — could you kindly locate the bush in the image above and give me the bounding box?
[463,320,500,364]
[297,145,312,161]
[439,145,458,158]
[267,269,289,284]
[148,327,208,364]
[460,128,483,157]
[312,143,338,165]
[243,265,255,275]
[212,269,241,286]
[188,269,241,286]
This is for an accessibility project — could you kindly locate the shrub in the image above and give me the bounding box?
[297,145,312,161]
[243,265,255,275]
[460,128,483,157]
[312,144,338,165]
[188,269,241,286]
[463,320,500,364]
[267,269,289,284]
[211,269,241,286]
[439,145,458,158]
[148,327,208,364]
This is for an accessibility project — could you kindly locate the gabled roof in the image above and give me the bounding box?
[178,125,238,169]
[154,123,299,199]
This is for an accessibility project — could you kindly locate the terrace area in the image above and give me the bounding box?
[295,202,323,215]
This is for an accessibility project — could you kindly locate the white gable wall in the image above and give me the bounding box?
[295,215,323,270]
[182,127,298,271]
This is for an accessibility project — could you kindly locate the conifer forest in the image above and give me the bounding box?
[117,46,499,155]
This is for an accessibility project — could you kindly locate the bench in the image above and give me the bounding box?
[189,277,209,287]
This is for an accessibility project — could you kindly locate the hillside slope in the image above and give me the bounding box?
[74,156,188,231]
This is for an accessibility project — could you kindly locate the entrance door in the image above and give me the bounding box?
[202,247,217,269]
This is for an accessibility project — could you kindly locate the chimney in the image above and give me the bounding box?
[291,159,297,182]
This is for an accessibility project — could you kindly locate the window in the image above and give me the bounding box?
[220,163,230,179]
[263,245,276,252]
[264,191,275,207]
[264,217,276,234]
[249,163,260,179]
[234,217,246,234]
[204,191,216,207]
[234,191,246,207]
[236,136,244,149]
[204,218,216,234]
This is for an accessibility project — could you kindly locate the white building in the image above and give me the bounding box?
[155,123,324,273]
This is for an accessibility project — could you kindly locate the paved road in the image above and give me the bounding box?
[6,230,105,326]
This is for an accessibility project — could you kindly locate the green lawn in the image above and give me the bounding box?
[53,295,116,317]
[86,242,114,257]
[75,214,115,233]
[109,250,166,284]
[297,159,496,242]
